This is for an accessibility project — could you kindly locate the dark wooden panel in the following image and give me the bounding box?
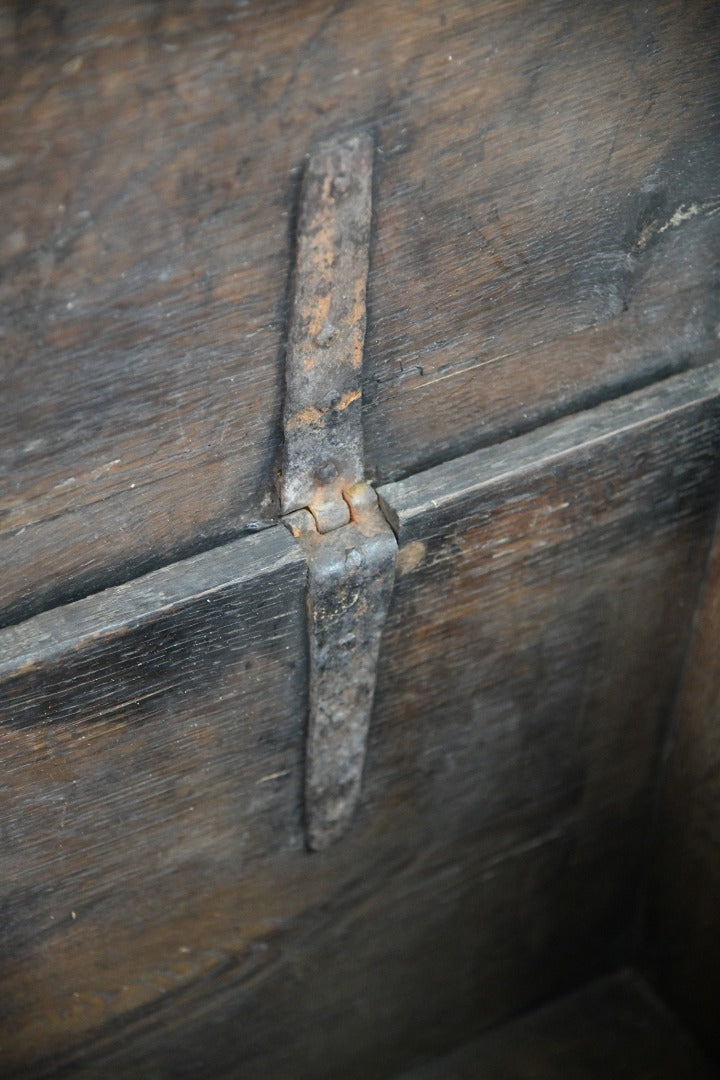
[2,0,719,625]
[649,504,720,1059]
[397,971,719,1079]
[1,370,718,1077]
[12,825,643,1079]
[0,526,309,1073]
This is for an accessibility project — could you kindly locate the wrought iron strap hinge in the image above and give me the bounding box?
[280,132,397,851]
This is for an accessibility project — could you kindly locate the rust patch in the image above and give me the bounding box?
[335,389,361,412]
[396,539,427,577]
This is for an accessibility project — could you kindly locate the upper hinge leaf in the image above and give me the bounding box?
[280,131,373,533]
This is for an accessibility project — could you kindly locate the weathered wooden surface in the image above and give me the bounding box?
[0,526,309,1075]
[649,503,720,1060]
[1,370,719,1077]
[2,0,719,625]
[397,971,719,1079]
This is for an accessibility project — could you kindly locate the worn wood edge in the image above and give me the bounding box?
[0,524,305,677]
[378,360,720,542]
[4,358,718,669]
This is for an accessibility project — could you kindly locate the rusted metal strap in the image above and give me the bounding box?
[284,485,396,850]
[281,133,397,851]
[281,132,373,533]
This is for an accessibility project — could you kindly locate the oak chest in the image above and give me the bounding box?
[1,2,719,1076]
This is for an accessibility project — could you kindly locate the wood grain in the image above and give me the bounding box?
[649,501,720,1059]
[2,0,719,625]
[1,370,719,1077]
[0,526,310,1074]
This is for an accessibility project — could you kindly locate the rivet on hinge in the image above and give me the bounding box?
[280,132,397,851]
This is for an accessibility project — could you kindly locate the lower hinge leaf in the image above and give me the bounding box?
[284,484,396,851]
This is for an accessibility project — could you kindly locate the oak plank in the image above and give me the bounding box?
[2,0,719,623]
